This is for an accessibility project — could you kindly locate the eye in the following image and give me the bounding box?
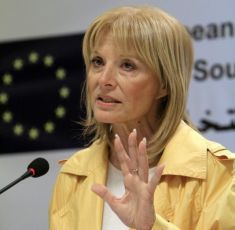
[121,60,136,71]
[91,56,104,68]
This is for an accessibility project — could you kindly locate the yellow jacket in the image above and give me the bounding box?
[49,121,235,230]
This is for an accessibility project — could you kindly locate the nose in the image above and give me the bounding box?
[98,64,117,89]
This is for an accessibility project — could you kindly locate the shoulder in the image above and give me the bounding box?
[161,121,234,178]
[58,139,109,175]
[206,139,235,160]
[173,120,234,160]
[205,139,234,186]
[50,139,109,210]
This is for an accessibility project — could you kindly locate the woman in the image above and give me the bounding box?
[49,6,235,230]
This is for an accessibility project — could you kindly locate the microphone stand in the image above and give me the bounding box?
[0,171,31,195]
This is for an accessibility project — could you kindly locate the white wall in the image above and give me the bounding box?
[0,0,234,229]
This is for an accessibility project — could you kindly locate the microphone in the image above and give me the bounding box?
[0,158,49,195]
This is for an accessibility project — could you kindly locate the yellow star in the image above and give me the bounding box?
[28,127,39,140]
[44,121,55,133]
[28,51,39,63]
[59,86,70,99]
[0,92,9,104]
[13,58,24,70]
[55,105,66,118]
[55,68,66,80]
[43,55,54,67]
[2,73,13,85]
[13,124,24,136]
[2,111,13,123]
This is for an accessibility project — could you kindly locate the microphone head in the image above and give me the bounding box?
[27,158,49,178]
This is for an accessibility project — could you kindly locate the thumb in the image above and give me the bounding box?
[91,184,116,205]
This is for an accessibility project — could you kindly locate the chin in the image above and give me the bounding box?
[95,116,115,123]
[94,113,121,124]
[94,113,112,123]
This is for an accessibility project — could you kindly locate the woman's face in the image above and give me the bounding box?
[87,34,166,127]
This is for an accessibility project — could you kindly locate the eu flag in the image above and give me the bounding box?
[0,33,88,153]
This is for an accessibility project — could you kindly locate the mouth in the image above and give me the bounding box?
[97,95,121,104]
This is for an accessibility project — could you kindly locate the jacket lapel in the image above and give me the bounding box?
[61,140,109,230]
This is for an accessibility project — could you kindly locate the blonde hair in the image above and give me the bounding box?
[82,5,194,162]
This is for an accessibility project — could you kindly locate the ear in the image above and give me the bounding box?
[156,86,168,100]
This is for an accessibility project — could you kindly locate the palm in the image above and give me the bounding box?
[111,176,155,228]
[92,130,164,230]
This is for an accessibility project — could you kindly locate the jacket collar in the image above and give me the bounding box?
[60,121,227,180]
[159,121,208,179]
[60,139,109,177]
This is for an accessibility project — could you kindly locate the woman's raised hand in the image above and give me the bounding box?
[91,129,164,230]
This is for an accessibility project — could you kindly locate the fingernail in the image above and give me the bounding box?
[133,128,136,133]
[115,133,119,139]
[142,137,147,144]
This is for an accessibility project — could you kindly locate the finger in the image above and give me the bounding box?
[128,129,138,170]
[149,164,165,195]
[137,137,149,182]
[114,134,131,176]
[91,184,116,205]
[92,184,128,220]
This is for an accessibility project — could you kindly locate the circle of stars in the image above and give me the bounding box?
[0,50,71,140]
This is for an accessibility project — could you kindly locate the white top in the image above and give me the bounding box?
[102,162,156,230]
